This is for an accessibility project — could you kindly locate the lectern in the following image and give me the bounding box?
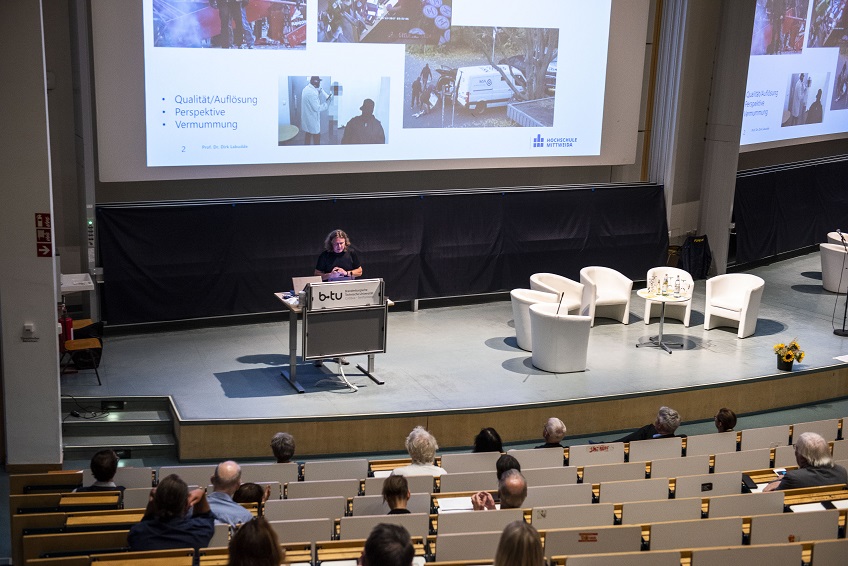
[276,278,388,392]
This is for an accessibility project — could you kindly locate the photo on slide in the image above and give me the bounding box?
[317,0,451,45]
[806,0,848,48]
[831,49,848,110]
[152,0,307,49]
[750,0,810,55]
[278,75,390,145]
[782,71,830,126]
[403,26,558,129]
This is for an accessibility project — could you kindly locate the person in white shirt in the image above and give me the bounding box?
[391,426,447,477]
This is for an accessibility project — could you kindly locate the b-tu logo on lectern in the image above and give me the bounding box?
[318,290,344,301]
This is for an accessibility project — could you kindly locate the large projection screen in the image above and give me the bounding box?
[91,0,650,183]
[741,0,848,151]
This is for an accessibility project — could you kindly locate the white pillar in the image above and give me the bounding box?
[0,0,63,469]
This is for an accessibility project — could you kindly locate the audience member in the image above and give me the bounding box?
[714,408,737,433]
[228,517,283,566]
[472,469,527,510]
[392,426,447,476]
[615,406,685,442]
[382,475,411,514]
[764,432,848,491]
[494,520,544,566]
[473,427,503,452]
[360,523,414,566]
[207,460,254,527]
[75,449,124,493]
[270,432,296,463]
[232,482,271,507]
[496,454,521,481]
[535,417,567,449]
[127,474,214,551]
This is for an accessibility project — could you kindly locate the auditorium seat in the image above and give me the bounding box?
[440,452,501,473]
[581,461,646,484]
[82,466,154,490]
[706,491,784,518]
[597,478,669,503]
[568,442,625,466]
[529,273,583,314]
[579,266,632,326]
[774,444,798,468]
[704,273,765,338]
[712,447,771,473]
[437,508,524,535]
[674,471,742,499]
[689,543,803,566]
[364,474,434,495]
[506,447,564,469]
[521,466,578,487]
[263,496,347,521]
[650,455,709,478]
[339,512,430,540]
[523,483,594,508]
[739,424,790,450]
[209,523,230,547]
[748,509,840,545]
[685,431,738,457]
[619,497,702,524]
[543,525,642,558]
[89,548,196,565]
[557,550,680,566]
[285,478,360,499]
[643,266,694,326]
[832,440,847,460]
[240,462,299,485]
[628,436,682,462]
[649,516,743,550]
[792,418,841,442]
[268,518,334,544]
[158,465,216,490]
[302,458,368,481]
[120,487,152,510]
[351,492,431,516]
[529,502,614,530]
[509,288,559,351]
[438,471,497,493]
[810,538,848,566]
[434,531,501,562]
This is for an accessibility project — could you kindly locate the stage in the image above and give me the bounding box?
[60,251,848,460]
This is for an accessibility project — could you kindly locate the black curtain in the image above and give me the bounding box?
[735,158,848,263]
[98,185,668,324]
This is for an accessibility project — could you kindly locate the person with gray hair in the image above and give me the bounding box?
[270,432,295,463]
[764,432,847,491]
[471,469,527,510]
[615,406,685,442]
[207,460,253,527]
[535,417,567,449]
[391,426,447,477]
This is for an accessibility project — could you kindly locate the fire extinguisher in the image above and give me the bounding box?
[59,302,73,344]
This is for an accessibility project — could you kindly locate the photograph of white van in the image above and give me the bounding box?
[455,64,527,115]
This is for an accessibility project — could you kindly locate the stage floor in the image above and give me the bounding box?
[60,251,848,426]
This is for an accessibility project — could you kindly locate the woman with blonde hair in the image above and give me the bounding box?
[494,520,544,566]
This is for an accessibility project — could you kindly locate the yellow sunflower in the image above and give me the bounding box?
[782,352,794,362]
[773,343,785,354]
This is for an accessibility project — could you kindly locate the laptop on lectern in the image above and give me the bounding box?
[292,275,322,294]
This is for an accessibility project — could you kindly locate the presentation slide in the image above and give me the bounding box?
[741,0,848,148]
[142,0,610,168]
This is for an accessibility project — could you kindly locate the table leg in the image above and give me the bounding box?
[281,308,305,393]
[357,353,384,385]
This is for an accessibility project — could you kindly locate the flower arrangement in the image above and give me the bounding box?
[774,339,805,363]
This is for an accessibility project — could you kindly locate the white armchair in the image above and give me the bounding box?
[826,231,845,246]
[529,273,584,314]
[579,266,633,326]
[643,266,694,326]
[704,273,765,338]
[820,243,848,293]
[529,303,592,373]
[510,288,558,351]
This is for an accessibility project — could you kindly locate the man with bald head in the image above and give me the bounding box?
[207,460,253,527]
[471,469,528,510]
